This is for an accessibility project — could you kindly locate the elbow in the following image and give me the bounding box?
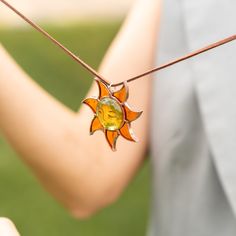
[69,206,98,220]
[67,185,121,220]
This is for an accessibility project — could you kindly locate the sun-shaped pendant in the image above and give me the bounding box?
[82,79,142,151]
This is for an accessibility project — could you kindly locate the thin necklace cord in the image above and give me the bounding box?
[1,0,236,88]
[0,0,110,85]
[120,34,236,87]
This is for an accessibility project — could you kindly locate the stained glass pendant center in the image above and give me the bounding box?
[96,97,123,131]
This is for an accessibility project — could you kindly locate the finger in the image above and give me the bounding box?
[0,218,20,236]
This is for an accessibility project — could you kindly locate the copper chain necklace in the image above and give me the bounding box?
[1,0,236,150]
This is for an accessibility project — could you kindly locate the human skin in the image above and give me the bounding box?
[0,218,20,236]
[0,0,161,218]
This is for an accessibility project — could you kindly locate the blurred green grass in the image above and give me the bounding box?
[0,22,151,236]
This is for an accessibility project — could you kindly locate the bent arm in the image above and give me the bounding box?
[0,0,161,218]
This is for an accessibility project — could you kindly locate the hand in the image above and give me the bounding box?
[0,218,20,236]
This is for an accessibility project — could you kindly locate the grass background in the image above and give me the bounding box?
[0,22,151,236]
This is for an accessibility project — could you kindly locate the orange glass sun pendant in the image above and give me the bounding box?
[82,79,142,151]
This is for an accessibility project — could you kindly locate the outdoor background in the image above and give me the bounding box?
[0,1,151,236]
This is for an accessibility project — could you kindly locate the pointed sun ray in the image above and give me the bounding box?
[113,82,128,103]
[90,116,103,134]
[82,97,98,113]
[105,130,119,151]
[96,79,110,99]
[124,103,143,122]
[120,122,138,142]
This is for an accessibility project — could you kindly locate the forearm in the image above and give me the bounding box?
[0,45,87,209]
[0,0,161,217]
[0,45,89,210]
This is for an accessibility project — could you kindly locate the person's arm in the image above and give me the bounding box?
[0,218,20,236]
[0,0,161,218]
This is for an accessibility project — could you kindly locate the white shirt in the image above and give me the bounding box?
[149,0,236,235]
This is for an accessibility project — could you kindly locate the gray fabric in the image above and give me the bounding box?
[148,0,236,235]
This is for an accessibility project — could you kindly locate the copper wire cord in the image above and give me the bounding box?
[1,0,236,87]
[122,34,236,87]
[0,0,110,85]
